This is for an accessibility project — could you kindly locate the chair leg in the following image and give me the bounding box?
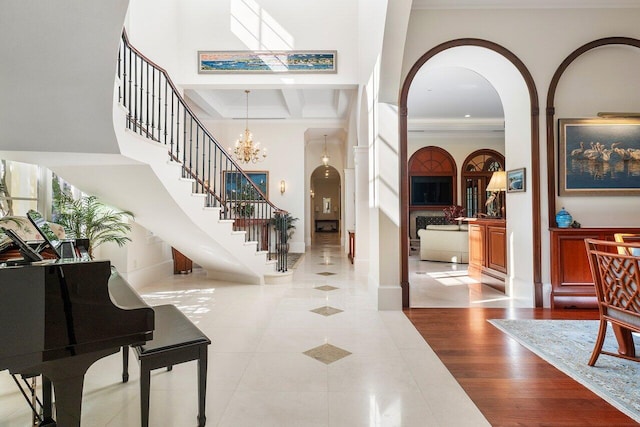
[122,346,129,383]
[140,363,151,427]
[197,346,208,427]
[588,319,608,366]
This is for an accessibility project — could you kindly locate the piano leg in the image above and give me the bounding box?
[40,376,55,426]
[34,348,117,427]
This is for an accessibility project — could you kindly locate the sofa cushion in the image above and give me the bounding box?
[418,226,469,263]
[426,224,460,231]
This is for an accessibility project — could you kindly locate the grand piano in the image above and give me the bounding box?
[0,258,155,426]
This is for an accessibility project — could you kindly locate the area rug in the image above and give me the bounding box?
[287,252,304,269]
[489,319,640,423]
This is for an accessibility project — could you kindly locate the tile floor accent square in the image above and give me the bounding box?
[314,285,339,291]
[316,272,336,276]
[303,343,352,364]
[319,262,335,265]
[310,306,343,316]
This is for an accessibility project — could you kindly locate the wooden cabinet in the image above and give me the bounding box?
[550,227,640,309]
[468,218,506,291]
[172,247,193,274]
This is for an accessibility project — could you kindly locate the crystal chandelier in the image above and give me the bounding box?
[321,134,330,166]
[231,90,266,164]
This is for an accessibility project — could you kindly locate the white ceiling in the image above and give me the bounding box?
[184,87,355,143]
[184,65,504,141]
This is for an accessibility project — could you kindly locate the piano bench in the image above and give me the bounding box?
[122,304,211,427]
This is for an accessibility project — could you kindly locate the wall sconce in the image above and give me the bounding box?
[310,189,315,198]
[280,180,286,194]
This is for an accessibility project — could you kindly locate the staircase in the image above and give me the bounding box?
[0,1,289,284]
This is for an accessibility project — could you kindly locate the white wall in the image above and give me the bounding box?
[203,119,312,253]
[403,7,640,303]
[95,221,173,290]
[554,45,640,226]
[128,0,360,88]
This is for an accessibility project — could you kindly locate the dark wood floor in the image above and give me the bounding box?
[404,308,638,426]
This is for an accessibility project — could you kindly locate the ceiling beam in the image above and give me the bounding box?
[280,89,302,118]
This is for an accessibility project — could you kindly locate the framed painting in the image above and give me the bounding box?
[558,118,640,196]
[198,51,337,74]
[224,171,268,200]
[507,168,526,193]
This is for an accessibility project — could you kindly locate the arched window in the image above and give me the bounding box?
[461,149,505,217]
[408,146,457,209]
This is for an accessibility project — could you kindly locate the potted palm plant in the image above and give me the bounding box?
[271,211,298,252]
[52,180,134,258]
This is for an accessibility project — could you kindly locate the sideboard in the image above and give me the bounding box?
[550,227,640,309]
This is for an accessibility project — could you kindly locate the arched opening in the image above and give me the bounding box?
[400,39,540,308]
[461,149,505,218]
[408,146,457,240]
[310,165,341,237]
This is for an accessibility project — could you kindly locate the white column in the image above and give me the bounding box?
[374,102,402,310]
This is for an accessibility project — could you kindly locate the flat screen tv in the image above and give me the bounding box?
[411,176,453,206]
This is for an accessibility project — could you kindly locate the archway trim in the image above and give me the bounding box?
[399,38,541,308]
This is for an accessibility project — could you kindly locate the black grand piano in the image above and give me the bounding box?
[0,225,154,426]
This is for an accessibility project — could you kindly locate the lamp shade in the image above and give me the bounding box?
[486,171,507,192]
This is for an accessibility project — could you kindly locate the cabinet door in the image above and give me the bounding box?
[486,225,507,273]
[552,231,601,287]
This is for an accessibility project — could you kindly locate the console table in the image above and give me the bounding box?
[348,230,355,264]
[315,219,339,232]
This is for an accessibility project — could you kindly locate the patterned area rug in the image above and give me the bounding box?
[286,252,304,269]
[489,319,640,422]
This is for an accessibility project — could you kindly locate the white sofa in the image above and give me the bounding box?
[417,224,469,263]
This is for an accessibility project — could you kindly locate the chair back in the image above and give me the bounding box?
[614,233,640,255]
[585,238,640,322]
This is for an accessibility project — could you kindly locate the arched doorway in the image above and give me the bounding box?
[310,165,341,237]
[399,39,541,308]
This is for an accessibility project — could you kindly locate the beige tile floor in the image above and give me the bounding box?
[0,234,498,426]
[408,255,526,308]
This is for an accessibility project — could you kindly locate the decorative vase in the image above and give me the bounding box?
[556,207,572,228]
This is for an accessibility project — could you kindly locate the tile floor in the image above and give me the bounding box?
[0,234,506,426]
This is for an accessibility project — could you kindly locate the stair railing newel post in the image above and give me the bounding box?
[118,30,288,272]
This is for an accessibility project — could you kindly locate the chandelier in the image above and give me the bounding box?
[231,90,266,164]
[321,134,330,166]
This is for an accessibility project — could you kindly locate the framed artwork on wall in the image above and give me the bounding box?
[558,118,640,196]
[507,168,526,193]
[224,171,268,200]
[198,51,337,74]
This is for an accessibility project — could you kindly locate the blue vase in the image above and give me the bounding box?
[556,207,572,228]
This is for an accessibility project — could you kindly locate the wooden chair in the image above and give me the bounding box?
[614,233,640,255]
[585,238,640,366]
